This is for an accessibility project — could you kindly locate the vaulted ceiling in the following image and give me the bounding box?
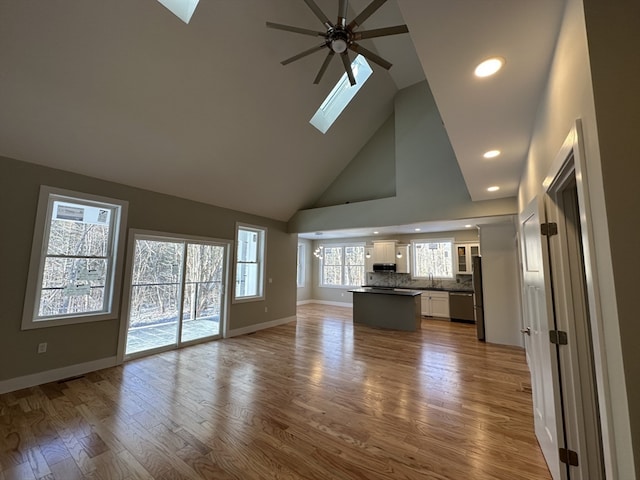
[0,0,565,224]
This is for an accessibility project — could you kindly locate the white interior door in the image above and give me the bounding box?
[520,198,565,479]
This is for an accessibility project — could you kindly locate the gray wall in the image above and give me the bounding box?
[518,0,637,474]
[0,156,297,382]
[313,114,396,208]
[289,81,517,234]
[478,222,522,347]
[583,1,640,475]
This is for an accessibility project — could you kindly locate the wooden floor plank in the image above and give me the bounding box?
[1,304,551,479]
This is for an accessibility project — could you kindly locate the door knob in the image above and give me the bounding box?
[520,327,531,336]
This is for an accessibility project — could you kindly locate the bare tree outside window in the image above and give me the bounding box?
[37,199,121,319]
[412,240,454,279]
[321,244,365,286]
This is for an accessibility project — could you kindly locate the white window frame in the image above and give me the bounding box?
[319,243,365,288]
[411,238,455,280]
[297,243,305,288]
[22,186,128,330]
[233,223,267,302]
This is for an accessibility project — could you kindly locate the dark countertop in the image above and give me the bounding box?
[350,287,423,297]
[362,286,473,294]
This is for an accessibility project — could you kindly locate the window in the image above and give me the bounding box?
[310,55,373,134]
[411,239,454,279]
[156,0,200,24]
[297,243,305,288]
[320,244,365,287]
[22,186,127,329]
[234,224,266,301]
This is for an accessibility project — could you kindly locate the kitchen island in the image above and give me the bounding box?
[349,287,423,332]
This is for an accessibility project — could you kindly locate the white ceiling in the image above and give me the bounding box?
[0,0,565,229]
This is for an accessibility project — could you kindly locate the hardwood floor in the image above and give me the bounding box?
[0,304,551,479]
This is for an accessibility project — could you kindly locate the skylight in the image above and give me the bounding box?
[310,55,373,134]
[157,0,200,24]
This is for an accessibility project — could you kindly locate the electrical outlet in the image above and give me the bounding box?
[264,307,268,313]
[37,342,47,354]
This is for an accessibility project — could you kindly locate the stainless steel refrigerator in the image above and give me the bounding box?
[472,255,485,341]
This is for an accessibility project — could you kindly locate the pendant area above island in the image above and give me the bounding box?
[349,287,423,332]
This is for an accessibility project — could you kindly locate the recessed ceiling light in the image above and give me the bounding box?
[414,228,421,232]
[487,186,500,192]
[474,57,504,78]
[483,150,501,159]
[465,225,473,228]
[373,231,379,234]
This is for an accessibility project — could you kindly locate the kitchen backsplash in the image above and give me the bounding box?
[365,272,473,291]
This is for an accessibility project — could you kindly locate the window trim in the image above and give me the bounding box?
[319,242,366,288]
[233,223,267,303]
[410,237,455,280]
[21,186,128,330]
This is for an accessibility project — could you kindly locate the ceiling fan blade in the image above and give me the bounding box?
[266,22,325,37]
[314,51,335,84]
[281,43,327,65]
[354,25,409,40]
[303,0,334,28]
[349,43,392,69]
[340,51,356,86]
[338,0,348,28]
[348,0,387,30]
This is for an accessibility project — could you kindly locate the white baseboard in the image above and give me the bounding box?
[226,315,296,338]
[0,356,118,395]
[306,300,353,308]
[296,299,315,306]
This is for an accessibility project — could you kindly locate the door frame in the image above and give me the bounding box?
[540,120,615,478]
[116,229,232,363]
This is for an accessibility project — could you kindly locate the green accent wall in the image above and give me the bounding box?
[288,80,517,233]
[313,114,396,207]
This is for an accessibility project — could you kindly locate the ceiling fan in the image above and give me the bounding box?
[267,0,409,86]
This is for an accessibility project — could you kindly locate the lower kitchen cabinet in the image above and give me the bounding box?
[421,291,450,318]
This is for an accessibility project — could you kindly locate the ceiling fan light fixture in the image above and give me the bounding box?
[474,57,505,78]
[331,38,348,53]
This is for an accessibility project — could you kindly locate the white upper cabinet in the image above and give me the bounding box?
[372,241,396,264]
[455,243,480,274]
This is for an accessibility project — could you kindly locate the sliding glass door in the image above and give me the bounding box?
[181,243,224,343]
[125,234,228,358]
